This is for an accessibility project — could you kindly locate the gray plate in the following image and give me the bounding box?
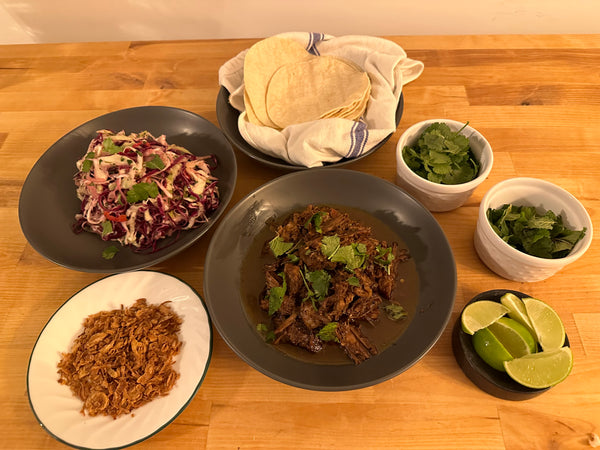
[203,168,456,391]
[19,106,237,273]
[216,87,404,170]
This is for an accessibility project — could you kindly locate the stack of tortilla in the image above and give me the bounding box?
[243,37,371,130]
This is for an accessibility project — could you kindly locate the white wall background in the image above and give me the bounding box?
[1,0,599,45]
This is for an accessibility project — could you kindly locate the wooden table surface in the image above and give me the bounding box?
[1,34,599,450]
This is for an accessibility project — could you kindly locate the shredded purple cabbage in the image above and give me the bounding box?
[73,129,220,254]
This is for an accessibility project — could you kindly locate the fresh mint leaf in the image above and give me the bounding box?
[145,154,165,170]
[384,304,407,321]
[267,273,286,315]
[102,137,122,154]
[126,182,159,204]
[102,245,119,260]
[269,236,294,257]
[317,322,339,342]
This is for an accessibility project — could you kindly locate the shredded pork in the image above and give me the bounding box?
[259,205,410,364]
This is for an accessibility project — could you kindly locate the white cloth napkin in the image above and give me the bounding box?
[218,32,424,168]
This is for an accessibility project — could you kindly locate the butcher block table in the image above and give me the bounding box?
[1,34,599,450]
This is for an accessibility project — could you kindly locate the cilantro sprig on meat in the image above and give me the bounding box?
[402,121,479,185]
[487,203,587,259]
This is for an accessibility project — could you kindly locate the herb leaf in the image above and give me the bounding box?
[256,323,275,343]
[102,245,119,260]
[321,235,340,258]
[330,242,367,270]
[402,121,479,185]
[145,154,165,170]
[267,273,287,315]
[269,236,295,257]
[102,137,122,155]
[487,203,586,259]
[126,182,159,204]
[317,322,339,342]
[304,211,324,233]
[305,269,331,300]
[384,304,407,321]
[101,220,113,236]
[374,245,395,274]
[347,276,361,287]
[81,159,93,173]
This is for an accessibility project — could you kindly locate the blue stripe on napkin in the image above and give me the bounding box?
[346,121,369,158]
[306,32,325,55]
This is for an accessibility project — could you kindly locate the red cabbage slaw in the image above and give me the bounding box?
[73,129,219,255]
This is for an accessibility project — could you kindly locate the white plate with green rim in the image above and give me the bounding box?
[27,270,212,449]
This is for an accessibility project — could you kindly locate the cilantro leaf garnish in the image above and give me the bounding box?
[304,211,324,233]
[487,203,587,259]
[374,245,395,274]
[101,220,113,236]
[321,235,340,258]
[384,304,408,321]
[317,322,339,342]
[305,269,331,301]
[321,235,367,270]
[102,245,119,260]
[347,276,361,287]
[81,159,93,173]
[402,121,479,185]
[330,242,367,270]
[126,182,159,204]
[267,273,287,315]
[269,236,295,257]
[256,323,275,343]
[145,154,165,170]
[102,137,122,155]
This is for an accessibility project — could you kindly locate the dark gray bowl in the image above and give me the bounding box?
[452,289,570,400]
[203,168,456,390]
[216,87,404,170]
[19,106,237,273]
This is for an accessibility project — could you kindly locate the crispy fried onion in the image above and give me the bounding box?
[57,298,182,419]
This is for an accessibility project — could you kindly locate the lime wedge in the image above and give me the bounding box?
[472,327,513,371]
[461,300,509,335]
[488,317,537,358]
[504,347,573,389]
[522,297,566,351]
[500,292,537,342]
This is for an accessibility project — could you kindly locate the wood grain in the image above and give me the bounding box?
[1,34,599,450]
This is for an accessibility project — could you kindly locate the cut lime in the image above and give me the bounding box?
[500,292,537,342]
[504,347,573,389]
[472,327,513,371]
[461,300,510,335]
[522,297,565,351]
[488,317,537,358]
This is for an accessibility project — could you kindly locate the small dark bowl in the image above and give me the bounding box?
[452,289,569,401]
